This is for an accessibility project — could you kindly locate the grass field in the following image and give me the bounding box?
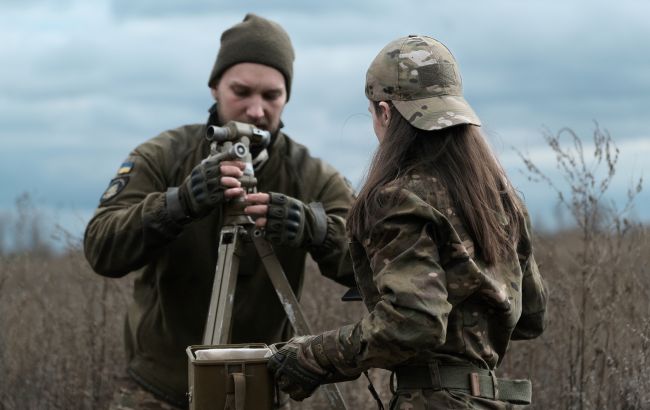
[1,126,648,409]
[1,225,648,409]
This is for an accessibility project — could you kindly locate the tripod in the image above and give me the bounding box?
[201,121,349,410]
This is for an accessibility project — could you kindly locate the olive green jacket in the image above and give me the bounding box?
[84,124,356,406]
[323,172,547,375]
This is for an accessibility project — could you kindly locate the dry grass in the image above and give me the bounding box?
[0,250,131,409]
[500,228,650,409]
[2,234,648,409]
[0,248,388,410]
[506,124,650,409]
[1,125,649,409]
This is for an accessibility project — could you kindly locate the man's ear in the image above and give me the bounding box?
[378,101,391,127]
[210,87,219,101]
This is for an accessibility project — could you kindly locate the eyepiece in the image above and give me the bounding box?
[206,125,231,142]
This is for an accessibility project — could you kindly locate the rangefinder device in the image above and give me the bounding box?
[206,121,271,148]
[204,121,271,191]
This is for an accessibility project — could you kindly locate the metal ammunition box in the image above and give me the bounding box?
[187,344,275,410]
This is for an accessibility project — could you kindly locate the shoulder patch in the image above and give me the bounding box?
[100,176,129,203]
[117,156,137,175]
[118,161,135,175]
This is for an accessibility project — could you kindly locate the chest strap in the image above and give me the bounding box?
[395,363,531,405]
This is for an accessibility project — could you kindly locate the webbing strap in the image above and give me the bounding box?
[224,372,246,410]
[395,364,532,405]
[363,371,385,410]
[165,187,189,223]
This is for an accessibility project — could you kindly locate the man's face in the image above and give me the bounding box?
[212,62,287,134]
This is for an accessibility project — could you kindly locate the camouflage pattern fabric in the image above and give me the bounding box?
[365,35,481,131]
[317,170,547,406]
[109,376,181,410]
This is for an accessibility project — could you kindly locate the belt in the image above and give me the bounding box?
[395,363,532,405]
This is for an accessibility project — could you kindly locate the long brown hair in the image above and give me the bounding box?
[348,102,524,265]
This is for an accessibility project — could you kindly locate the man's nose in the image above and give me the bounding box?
[245,97,264,120]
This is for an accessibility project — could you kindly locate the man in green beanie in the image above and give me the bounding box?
[84,13,356,409]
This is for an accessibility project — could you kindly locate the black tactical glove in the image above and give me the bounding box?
[265,193,328,247]
[268,334,359,401]
[166,156,229,223]
[268,336,324,401]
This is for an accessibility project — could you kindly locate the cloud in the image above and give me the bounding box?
[107,0,387,19]
[1,0,650,239]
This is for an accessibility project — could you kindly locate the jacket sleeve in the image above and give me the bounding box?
[306,172,357,288]
[512,213,548,339]
[83,149,184,278]
[323,188,452,373]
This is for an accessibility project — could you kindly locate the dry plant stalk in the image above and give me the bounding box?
[507,124,649,409]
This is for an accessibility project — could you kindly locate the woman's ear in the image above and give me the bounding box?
[378,101,391,127]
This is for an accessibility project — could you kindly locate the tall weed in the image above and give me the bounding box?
[504,125,649,409]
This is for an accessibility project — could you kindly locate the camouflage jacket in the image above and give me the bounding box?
[323,172,547,375]
[83,124,356,406]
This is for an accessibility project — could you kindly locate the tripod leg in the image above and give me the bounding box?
[202,225,245,345]
[251,230,349,410]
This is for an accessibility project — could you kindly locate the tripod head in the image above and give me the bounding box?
[205,121,270,225]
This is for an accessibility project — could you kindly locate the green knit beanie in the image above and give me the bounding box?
[208,13,295,100]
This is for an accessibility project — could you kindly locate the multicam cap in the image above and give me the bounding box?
[365,35,481,131]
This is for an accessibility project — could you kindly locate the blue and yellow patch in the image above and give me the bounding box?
[118,161,134,175]
[100,176,129,203]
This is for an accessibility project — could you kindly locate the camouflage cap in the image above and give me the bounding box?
[365,35,481,131]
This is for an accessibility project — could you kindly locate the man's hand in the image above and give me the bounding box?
[245,192,328,247]
[170,158,246,222]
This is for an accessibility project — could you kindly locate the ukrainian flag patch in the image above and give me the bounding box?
[118,161,134,175]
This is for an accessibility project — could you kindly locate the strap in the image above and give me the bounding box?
[363,371,385,410]
[251,231,349,410]
[165,187,190,224]
[395,364,531,405]
[224,372,246,410]
[233,373,246,410]
[252,148,269,171]
[308,202,328,246]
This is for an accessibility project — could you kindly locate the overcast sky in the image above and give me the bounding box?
[1,0,649,246]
